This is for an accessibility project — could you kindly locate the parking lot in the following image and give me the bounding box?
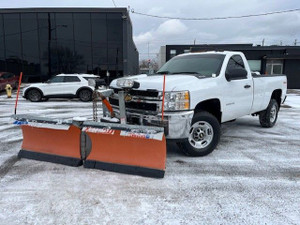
[0,90,299,225]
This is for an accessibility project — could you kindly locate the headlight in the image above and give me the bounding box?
[117,79,134,88]
[162,91,190,111]
[116,79,140,89]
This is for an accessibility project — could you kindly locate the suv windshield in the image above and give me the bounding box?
[157,54,225,76]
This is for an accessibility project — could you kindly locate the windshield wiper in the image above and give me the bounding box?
[156,71,171,74]
[170,72,201,75]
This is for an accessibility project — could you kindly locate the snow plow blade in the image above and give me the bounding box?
[82,121,166,178]
[14,115,82,167]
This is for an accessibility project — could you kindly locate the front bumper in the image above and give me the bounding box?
[116,110,194,139]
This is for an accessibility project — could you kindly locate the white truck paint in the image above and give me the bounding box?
[110,51,287,156]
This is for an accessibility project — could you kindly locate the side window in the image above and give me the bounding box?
[226,55,247,80]
[2,73,9,79]
[7,73,14,78]
[49,76,64,83]
[226,55,245,72]
[64,76,80,82]
[83,77,97,81]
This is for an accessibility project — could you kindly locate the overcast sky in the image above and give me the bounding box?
[1,0,299,60]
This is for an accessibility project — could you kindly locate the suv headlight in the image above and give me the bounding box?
[162,91,190,111]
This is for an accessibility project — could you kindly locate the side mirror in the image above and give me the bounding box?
[226,68,248,81]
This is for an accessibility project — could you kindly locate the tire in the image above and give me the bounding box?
[259,99,279,128]
[26,89,42,102]
[78,89,92,102]
[178,111,221,156]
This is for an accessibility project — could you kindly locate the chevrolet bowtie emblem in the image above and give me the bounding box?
[124,94,132,102]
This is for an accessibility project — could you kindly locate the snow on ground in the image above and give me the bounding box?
[0,89,299,225]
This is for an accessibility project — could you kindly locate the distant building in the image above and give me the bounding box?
[0,8,139,82]
[158,44,300,89]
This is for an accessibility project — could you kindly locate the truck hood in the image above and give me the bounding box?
[110,74,209,92]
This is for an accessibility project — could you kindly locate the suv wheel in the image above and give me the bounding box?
[78,89,92,102]
[178,111,220,156]
[27,89,42,102]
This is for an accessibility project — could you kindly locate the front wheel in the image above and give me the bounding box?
[178,111,220,156]
[259,99,279,128]
[78,89,92,102]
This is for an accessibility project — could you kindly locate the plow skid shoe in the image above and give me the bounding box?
[19,124,82,167]
[83,122,167,178]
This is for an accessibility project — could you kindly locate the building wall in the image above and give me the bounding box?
[0,8,138,82]
[284,59,300,89]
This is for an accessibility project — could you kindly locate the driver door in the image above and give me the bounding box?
[222,55,253,121]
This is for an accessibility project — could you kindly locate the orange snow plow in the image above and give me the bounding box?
[82,122,166,178]
[14,115,83,166]
[13,78,167,178]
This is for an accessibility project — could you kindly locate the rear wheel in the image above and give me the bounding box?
[27,89,42,102]
[78,89,92,102]
[178,111,220,156]
[259,99,279,128]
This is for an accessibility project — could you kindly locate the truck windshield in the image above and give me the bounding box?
[157,54,225,77]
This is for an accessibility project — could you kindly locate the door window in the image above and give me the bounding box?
[49,76,64,83]
[226,55,245,72]
[225,55,246,80]
[64,76,80,82]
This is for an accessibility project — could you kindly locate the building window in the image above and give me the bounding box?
[266,59,283,74]
[184,49,190,53]
[247,60,261,72]
[170,49,176,58]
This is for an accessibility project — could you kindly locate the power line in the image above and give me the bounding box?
[111,0,117,7]
[131,8,300,21]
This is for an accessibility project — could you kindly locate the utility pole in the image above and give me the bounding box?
[148,42,150,74]
[280,40,282,46]
[194,39,196,45]
[262,38,265,46]
[294,39,297,46]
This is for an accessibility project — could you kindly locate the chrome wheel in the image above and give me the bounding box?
[188,121,214,149]
[270,104,277,123]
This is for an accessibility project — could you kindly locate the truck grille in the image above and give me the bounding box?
[112,88,159,98]
[109,88,161,113]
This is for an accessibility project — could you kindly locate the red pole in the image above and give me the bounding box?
[161,75,166,122]
[14,72,23,115]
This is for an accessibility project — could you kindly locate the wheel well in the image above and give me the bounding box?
[25,88,43,98]
[194,99,221,123]
[271,89,282,107]
[76,87,93,96]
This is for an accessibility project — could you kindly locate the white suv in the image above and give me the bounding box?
[23,74,100,102]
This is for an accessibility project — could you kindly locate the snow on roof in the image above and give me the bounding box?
[56,74,99,77]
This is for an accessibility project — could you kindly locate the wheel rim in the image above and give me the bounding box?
[270,104,277,123]
[28,90,40,101]
[188,121,214,149]
[80,90,91,101]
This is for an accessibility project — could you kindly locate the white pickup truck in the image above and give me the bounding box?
[109,51,287,156]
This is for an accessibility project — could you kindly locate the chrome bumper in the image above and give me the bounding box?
[119,110,194,139]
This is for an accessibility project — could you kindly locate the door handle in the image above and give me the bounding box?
[244,85,251,89]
